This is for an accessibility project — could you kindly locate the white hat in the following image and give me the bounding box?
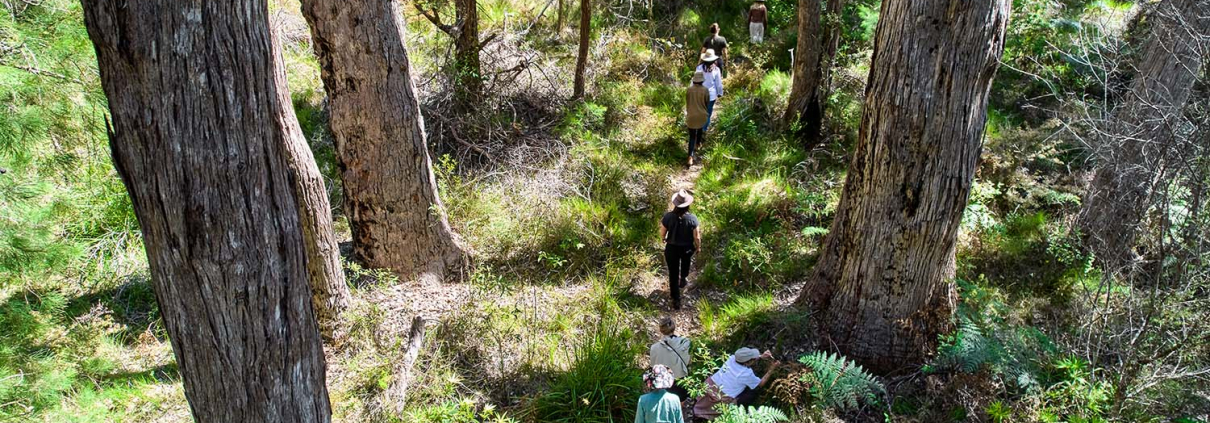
[700,49,719,62]
[735,347,761,363]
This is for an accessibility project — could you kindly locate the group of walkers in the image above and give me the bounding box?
[640,9,777,421]
[637,318,781,422]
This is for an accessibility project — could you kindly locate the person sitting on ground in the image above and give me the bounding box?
[685,70,709,167]
[692,347,781,419]
[636,364,686,423]
[659,190,700,310]
[649,316,691,400]
[701,23,729,74]
[695,51,724,133]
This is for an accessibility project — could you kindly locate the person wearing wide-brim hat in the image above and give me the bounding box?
[635,365,685,423]
[695,50,724,133]
[659,190,700,310]
[685,71,709,167]
[749,0,768,44]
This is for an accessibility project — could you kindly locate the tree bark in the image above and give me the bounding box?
[1079,0,1210,272]
[300,0,466,282]
[82,0,333,421]
[573,0,590,99]
[556,0,566,34]
[783,0,843,146]
[454,0,482,100]
[796,0,1010,374]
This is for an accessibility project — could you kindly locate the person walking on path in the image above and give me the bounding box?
[695,51,724,133]
[686,71,709,166]
[693,348,781,419]
[701,23,729,74]
[660,190,700,310]
[749,0,767,44]
[648,317,691,400]
[635,365,686,423]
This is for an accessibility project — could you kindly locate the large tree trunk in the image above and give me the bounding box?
[1079,0,1210,272]
[783,0,843,146]
[300,0,465,282]
[573,0,590,99]
[83,1,332,421]
[796,0,1010,374]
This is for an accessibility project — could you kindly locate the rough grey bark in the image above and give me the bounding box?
[796,0,1010,373]
[1079,0,1210,272]
[300,0,465,281]
[783,0,843,145]
[573,0,590,99]
[82,0,332,421]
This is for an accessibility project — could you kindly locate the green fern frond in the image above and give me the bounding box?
[797,351,885,410]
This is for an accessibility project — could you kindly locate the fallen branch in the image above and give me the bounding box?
[383,316,427,414]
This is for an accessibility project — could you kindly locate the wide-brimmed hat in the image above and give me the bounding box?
[692,71,705,83]
[735,347,761,363]
[670,190,694,208]
[644,365,675,390]
[700,49,719,62]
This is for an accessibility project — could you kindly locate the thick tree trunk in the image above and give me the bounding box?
[280,125,350,339]
[796,0,1010,373]
[573,0,590,99]
[1079,0,1210,272]
[300,0,465,282]
[83,1,332,421]
[783,0,843,145]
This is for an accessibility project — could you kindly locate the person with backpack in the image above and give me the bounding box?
[701,23,729,74]
[660,190,700,310]
[695,51,724,133]
[649,316,691,400]
[749,0,767,44]
[686,70,709,167]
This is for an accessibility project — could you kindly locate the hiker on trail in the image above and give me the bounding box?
[649,316,691,400]
[686,71,709,166]
[692,347,781,418]
[695,51,724,133]
[660,190,700,310]
[749,0,767,44]
[636,365,686,423]
[701,23,728,74]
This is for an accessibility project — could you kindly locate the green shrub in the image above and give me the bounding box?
[714,405,789,423]
[405,399,518,423]
[797,351,884,410]
[530,316,643,422]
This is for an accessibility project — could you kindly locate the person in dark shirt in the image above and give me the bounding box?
[701,23,728,74]
[660,190,701,310]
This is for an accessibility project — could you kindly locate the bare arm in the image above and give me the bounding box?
[694,227,701,252]
[660,224,668,245]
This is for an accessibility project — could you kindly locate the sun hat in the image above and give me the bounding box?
[735,347,761,363]
[692,71,705,83]
[700,49,719,62]
[644,365,675,390]
[670,190,694,208]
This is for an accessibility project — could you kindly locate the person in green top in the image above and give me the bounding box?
[635,365,685,423]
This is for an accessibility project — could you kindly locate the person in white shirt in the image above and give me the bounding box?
[692,347,780,419]
[694,50,724,134]
[648,317,691,400]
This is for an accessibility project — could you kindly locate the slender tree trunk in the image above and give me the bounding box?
[83,0,332,421]
[1079,0,1210,272]
[573,0,590,99]
[796,0,1010,373]
[454,0,482,100]
[784,0,843,146]
[557,0,566,34]
[300,0,465,282]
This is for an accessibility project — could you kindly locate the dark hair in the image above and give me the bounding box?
[709,23,719,34]
[674,206,690,216]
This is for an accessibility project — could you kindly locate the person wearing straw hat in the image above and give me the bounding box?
[686,71,709,167]
[693,347,781,419]
[659,190,700,310]
[695,50,724,133]
[749,0,767,44]
[636,365,686,423]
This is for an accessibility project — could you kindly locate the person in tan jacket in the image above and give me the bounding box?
[686,71,709,166]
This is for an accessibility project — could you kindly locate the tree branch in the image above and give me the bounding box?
[413,2,454,35]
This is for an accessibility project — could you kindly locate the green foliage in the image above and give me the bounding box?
[714,405,789,423]
[530,315,643,422]
[697,293,775,343]
[405,399,519,423]
[1037,356,1112,422]
[678,345,731,399]
[797,351,884,410]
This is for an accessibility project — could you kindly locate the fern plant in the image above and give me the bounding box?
[714,405,790,423]
[797,351,885,410]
